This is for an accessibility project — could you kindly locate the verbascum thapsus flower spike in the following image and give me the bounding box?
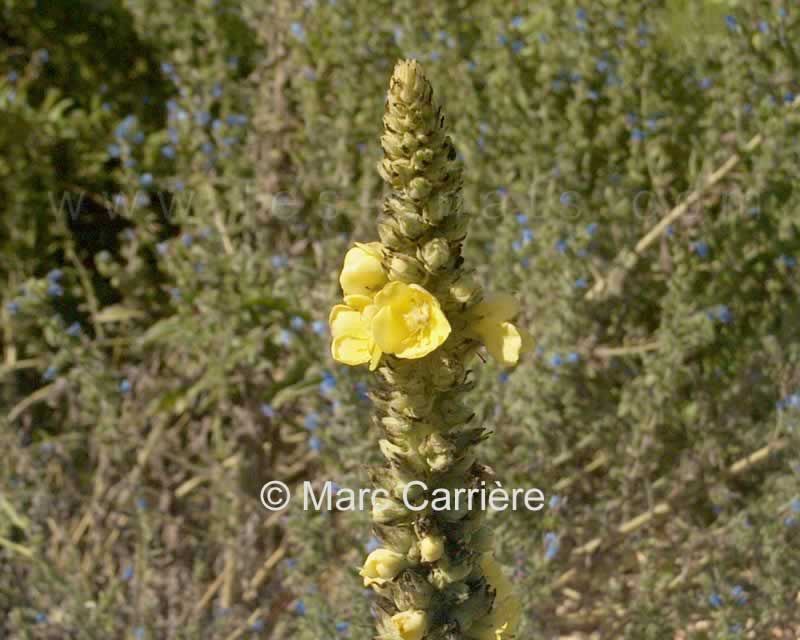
[329,59,528,639]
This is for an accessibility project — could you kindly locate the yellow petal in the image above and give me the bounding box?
[373,280,411,309]
[391,610,429,640]
[343,294,373,311]
[331,333,371,366]
[469,292,519,323]
[372,304,411,354]
[340,244,387,297]
[473,320,522,366]
[395,303,450,359]
[329,304,366,339]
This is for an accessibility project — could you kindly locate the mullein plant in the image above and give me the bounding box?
[329,60,529,640]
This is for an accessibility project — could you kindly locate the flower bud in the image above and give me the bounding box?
[408,177,432,201]
[372,496,410,525]
[339,242,387,297]
[419,535,445,563]
[391,609,429,640]
[418,238,452,273]
[360,548,408,586]
[450,276,482,306]
[419,433,455,472]
[429,558,473,590]
[387,254,426,284]
[392,571,435,610]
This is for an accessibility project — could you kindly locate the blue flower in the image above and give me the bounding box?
[47,269,63,283]
[555,239,568,254]
[587,90,599,101]
[785,516,798,527]
[429,51,441,61]
[108,143,121,158]
[784,92,796,105]
[631,128,645,142]
[181,233,193,247]
[574,277,588,289]
[497,33,508,46]
[227,114,248,126]
[122,565,134,581]
[691,240,709,258]
[304,413,320,431]
[5,301,19,315]
[731,585,747,604]
[133,131,145,144]
[7,70,18,83]
[119,379,132,393]
[780,255,797,268]
[260,403,275,418]
[549,354,563,367]
[699,77,713,91]
[596,60,609,73]
[566,352,580,364]
[139,173,154,187]
[498,371,510,384]
[161,145,176,159]
[548,495,561,508]
[312,320,326,335]
[320,372,336,393]
[511,16,524,29]
[47,282,64,297]
[576,8,587,21]
[211,83,223,98]
[335,621,349,633]
[310,436,322,452]
[538,33,549,43]
[250,620,265,632]
[515,212,528,224]
[544,532,560,560]
[759,21,770,34]
[134,627,145,639]
[522,228,534,244]
[511,40,524,53]
[66,322,81,337]
[791,498,800,513]
[294,600,306,616]
[511,240,522,253]
[136,497,147,510]
[290,22,306,40]
[35,612,47,624]
[156,241,169,256]
[708,593,723,608]
[724,15,737,30]
[135,193,151,207]
[169,287,181,300]
[271,255,288,269]
[365,536,381,552]
[586,222,598,236]
[716,305,733,324]
[290,316,305,331]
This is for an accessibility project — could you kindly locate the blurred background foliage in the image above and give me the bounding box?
[1,0,798,638]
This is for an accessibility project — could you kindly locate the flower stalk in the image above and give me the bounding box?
[330,60,527,639]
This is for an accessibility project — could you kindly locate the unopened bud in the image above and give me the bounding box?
[418,238,452,273]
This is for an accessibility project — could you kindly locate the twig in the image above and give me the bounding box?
[585,96,800,301]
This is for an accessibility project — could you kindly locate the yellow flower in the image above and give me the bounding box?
[360,548,408,587]
[329,298,383,370]
[467,293,532,366]
[340,242,387,297]
[419,535,445,563]
[391,609,429,640]
[466,555,521,639]
[372,281,451,360]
